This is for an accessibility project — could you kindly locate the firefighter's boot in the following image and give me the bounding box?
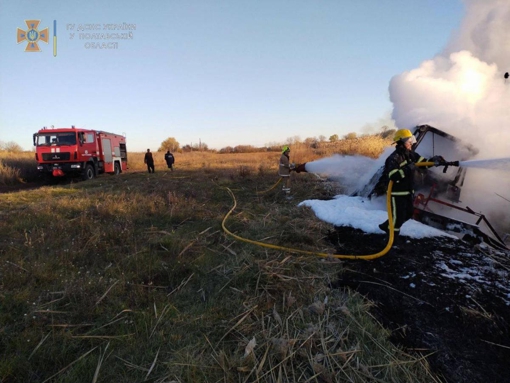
[282,187,292,200]
[378,222,389,235]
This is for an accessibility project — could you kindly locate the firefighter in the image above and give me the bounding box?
[279,145,295,195]
[144,148,155,173]
[378,129,444,241]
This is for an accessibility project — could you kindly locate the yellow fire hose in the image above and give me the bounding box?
[255,177,282,195]
[222,162,437,260]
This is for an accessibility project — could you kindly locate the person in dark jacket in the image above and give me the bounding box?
[378,129,444,240]
[164,150,175,171]
[144,149,155,173]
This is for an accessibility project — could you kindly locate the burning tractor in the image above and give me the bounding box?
[354,125,508,251]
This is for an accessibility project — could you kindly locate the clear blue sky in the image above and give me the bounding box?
[0,0,463,151]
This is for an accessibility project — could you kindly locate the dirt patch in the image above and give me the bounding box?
[329,226,510,383]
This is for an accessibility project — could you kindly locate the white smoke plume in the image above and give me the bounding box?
[389,0,510,231]
[303,1,510,236]
[304,154,377,195]
[391,0,510,154]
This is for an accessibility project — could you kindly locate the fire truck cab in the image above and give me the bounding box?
[33,126,128,180]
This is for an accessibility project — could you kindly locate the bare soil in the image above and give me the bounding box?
[329,226,510,383]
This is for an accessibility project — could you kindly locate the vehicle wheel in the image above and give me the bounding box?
[83,164,95,180]
[113,162,120,175]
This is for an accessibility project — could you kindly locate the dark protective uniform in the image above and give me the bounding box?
[165,151,175,171]
[379,145,429,237]
[144,151,155,173]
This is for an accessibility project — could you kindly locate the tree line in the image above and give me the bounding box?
[157,126,396,154]
[0,141,24,153]
[3,126,396,154]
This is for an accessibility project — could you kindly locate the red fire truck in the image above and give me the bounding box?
[33,126,128,180]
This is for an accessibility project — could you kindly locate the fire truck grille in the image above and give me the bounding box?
[42,152,71,161]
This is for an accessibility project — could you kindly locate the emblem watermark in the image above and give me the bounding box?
[17,20,49,52]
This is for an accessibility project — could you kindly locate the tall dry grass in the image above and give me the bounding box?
[0,144,438,382]
[129,135,391,174]
[0,135,391,186]
[0,151,38,184]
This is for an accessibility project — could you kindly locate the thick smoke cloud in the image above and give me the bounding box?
[390,51,509,158]
[389,0,510,231]
[390,0,510,158]
[444,0,510,69]
[305,1,510,235]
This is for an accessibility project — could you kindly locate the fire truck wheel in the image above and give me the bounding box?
[83,164,95,180]
[113,163,121,175]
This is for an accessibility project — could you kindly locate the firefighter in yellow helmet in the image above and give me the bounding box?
[378,129,444,241]
[279,145,295,195]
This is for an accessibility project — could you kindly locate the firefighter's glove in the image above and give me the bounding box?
[431,155,446,166]
[289,163,296,171]
[404,162,416,172]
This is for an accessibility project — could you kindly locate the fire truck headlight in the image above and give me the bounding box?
[71,164,81,169]
[37,166,43,170]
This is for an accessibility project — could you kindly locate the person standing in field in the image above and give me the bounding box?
[164,150,175,171]
[144,148,155,173]
[279,145,295,195]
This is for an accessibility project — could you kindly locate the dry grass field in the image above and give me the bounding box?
[0,135,441,382]
[0,135,391,185]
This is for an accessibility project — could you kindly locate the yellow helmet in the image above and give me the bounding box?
[393,129,414,143]
[282,145,290,153]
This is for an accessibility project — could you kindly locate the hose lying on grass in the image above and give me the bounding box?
[223,162,444,260]
[255,177,282,195]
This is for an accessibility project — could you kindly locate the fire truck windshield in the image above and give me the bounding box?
[36,132,77,146]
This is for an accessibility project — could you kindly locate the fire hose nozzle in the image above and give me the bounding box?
[294,163,307,173]
[442,161,460,173]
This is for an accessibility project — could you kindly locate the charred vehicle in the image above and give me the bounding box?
[354,125,508,250]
